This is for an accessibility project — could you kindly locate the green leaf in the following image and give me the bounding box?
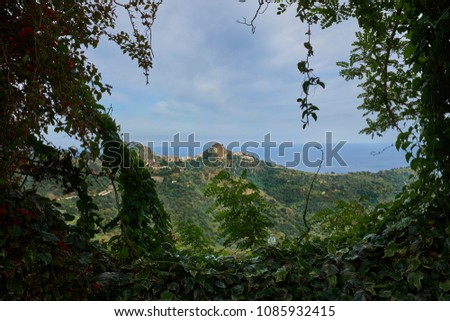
[336,61,348,68]
[160,290,174,300]
[302,81,310,94]
[407,258,421,272]
[254,267,268,277]
[231,284,244,296]
[405,152,413,163]
[231,294,245,300]
[407,271,424,291]
[439,280,450,292]
[215,280,227,289]
[37,252,53,265]
[395,138,401,150]
[297,61,308,73]
[404,43,416,59]
[327,275,337,288]
[379,289,392,298]
[384,242,399,258]
[275,265,290,282]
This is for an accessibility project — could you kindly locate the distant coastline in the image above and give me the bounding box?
[269,143,408,173]
[151,143,408,174]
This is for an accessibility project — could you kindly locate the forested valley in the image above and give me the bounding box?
[35,149,412,249]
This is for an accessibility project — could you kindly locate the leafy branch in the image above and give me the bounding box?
[110,0,164,84]
[296,11,324,129]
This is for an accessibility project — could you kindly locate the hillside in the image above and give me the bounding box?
[154,157,411,239]
[35,147,412,244]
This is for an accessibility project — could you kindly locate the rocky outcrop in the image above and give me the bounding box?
[202,143,233,167]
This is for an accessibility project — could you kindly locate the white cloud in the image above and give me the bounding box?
[85,0,400,146]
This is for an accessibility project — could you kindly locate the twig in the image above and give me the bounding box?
[370,143,394,156]
[236,0,270,33]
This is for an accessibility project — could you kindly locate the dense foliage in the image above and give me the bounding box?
[1,0,449,300]
[203,170,274,250]
[157,163,411,241]
[1,0,171,298]
[30,159,412,247]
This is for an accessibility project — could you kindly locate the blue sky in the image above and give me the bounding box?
[86,0,400,148]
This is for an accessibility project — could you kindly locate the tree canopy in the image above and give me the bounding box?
[1,0,162,185]
[204,170,274,250]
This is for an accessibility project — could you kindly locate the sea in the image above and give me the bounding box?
[269,143,408,173]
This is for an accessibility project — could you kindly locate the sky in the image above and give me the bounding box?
[84,0,400,150]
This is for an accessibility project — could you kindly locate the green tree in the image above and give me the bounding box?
[1,0,162,185]
[174,218,214,254]
[0,0,171,247]
[204,170,274,250]
[286,0,450,299]
[286,0,450,192]
[1,0,172,299]
[309,199,373,245]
